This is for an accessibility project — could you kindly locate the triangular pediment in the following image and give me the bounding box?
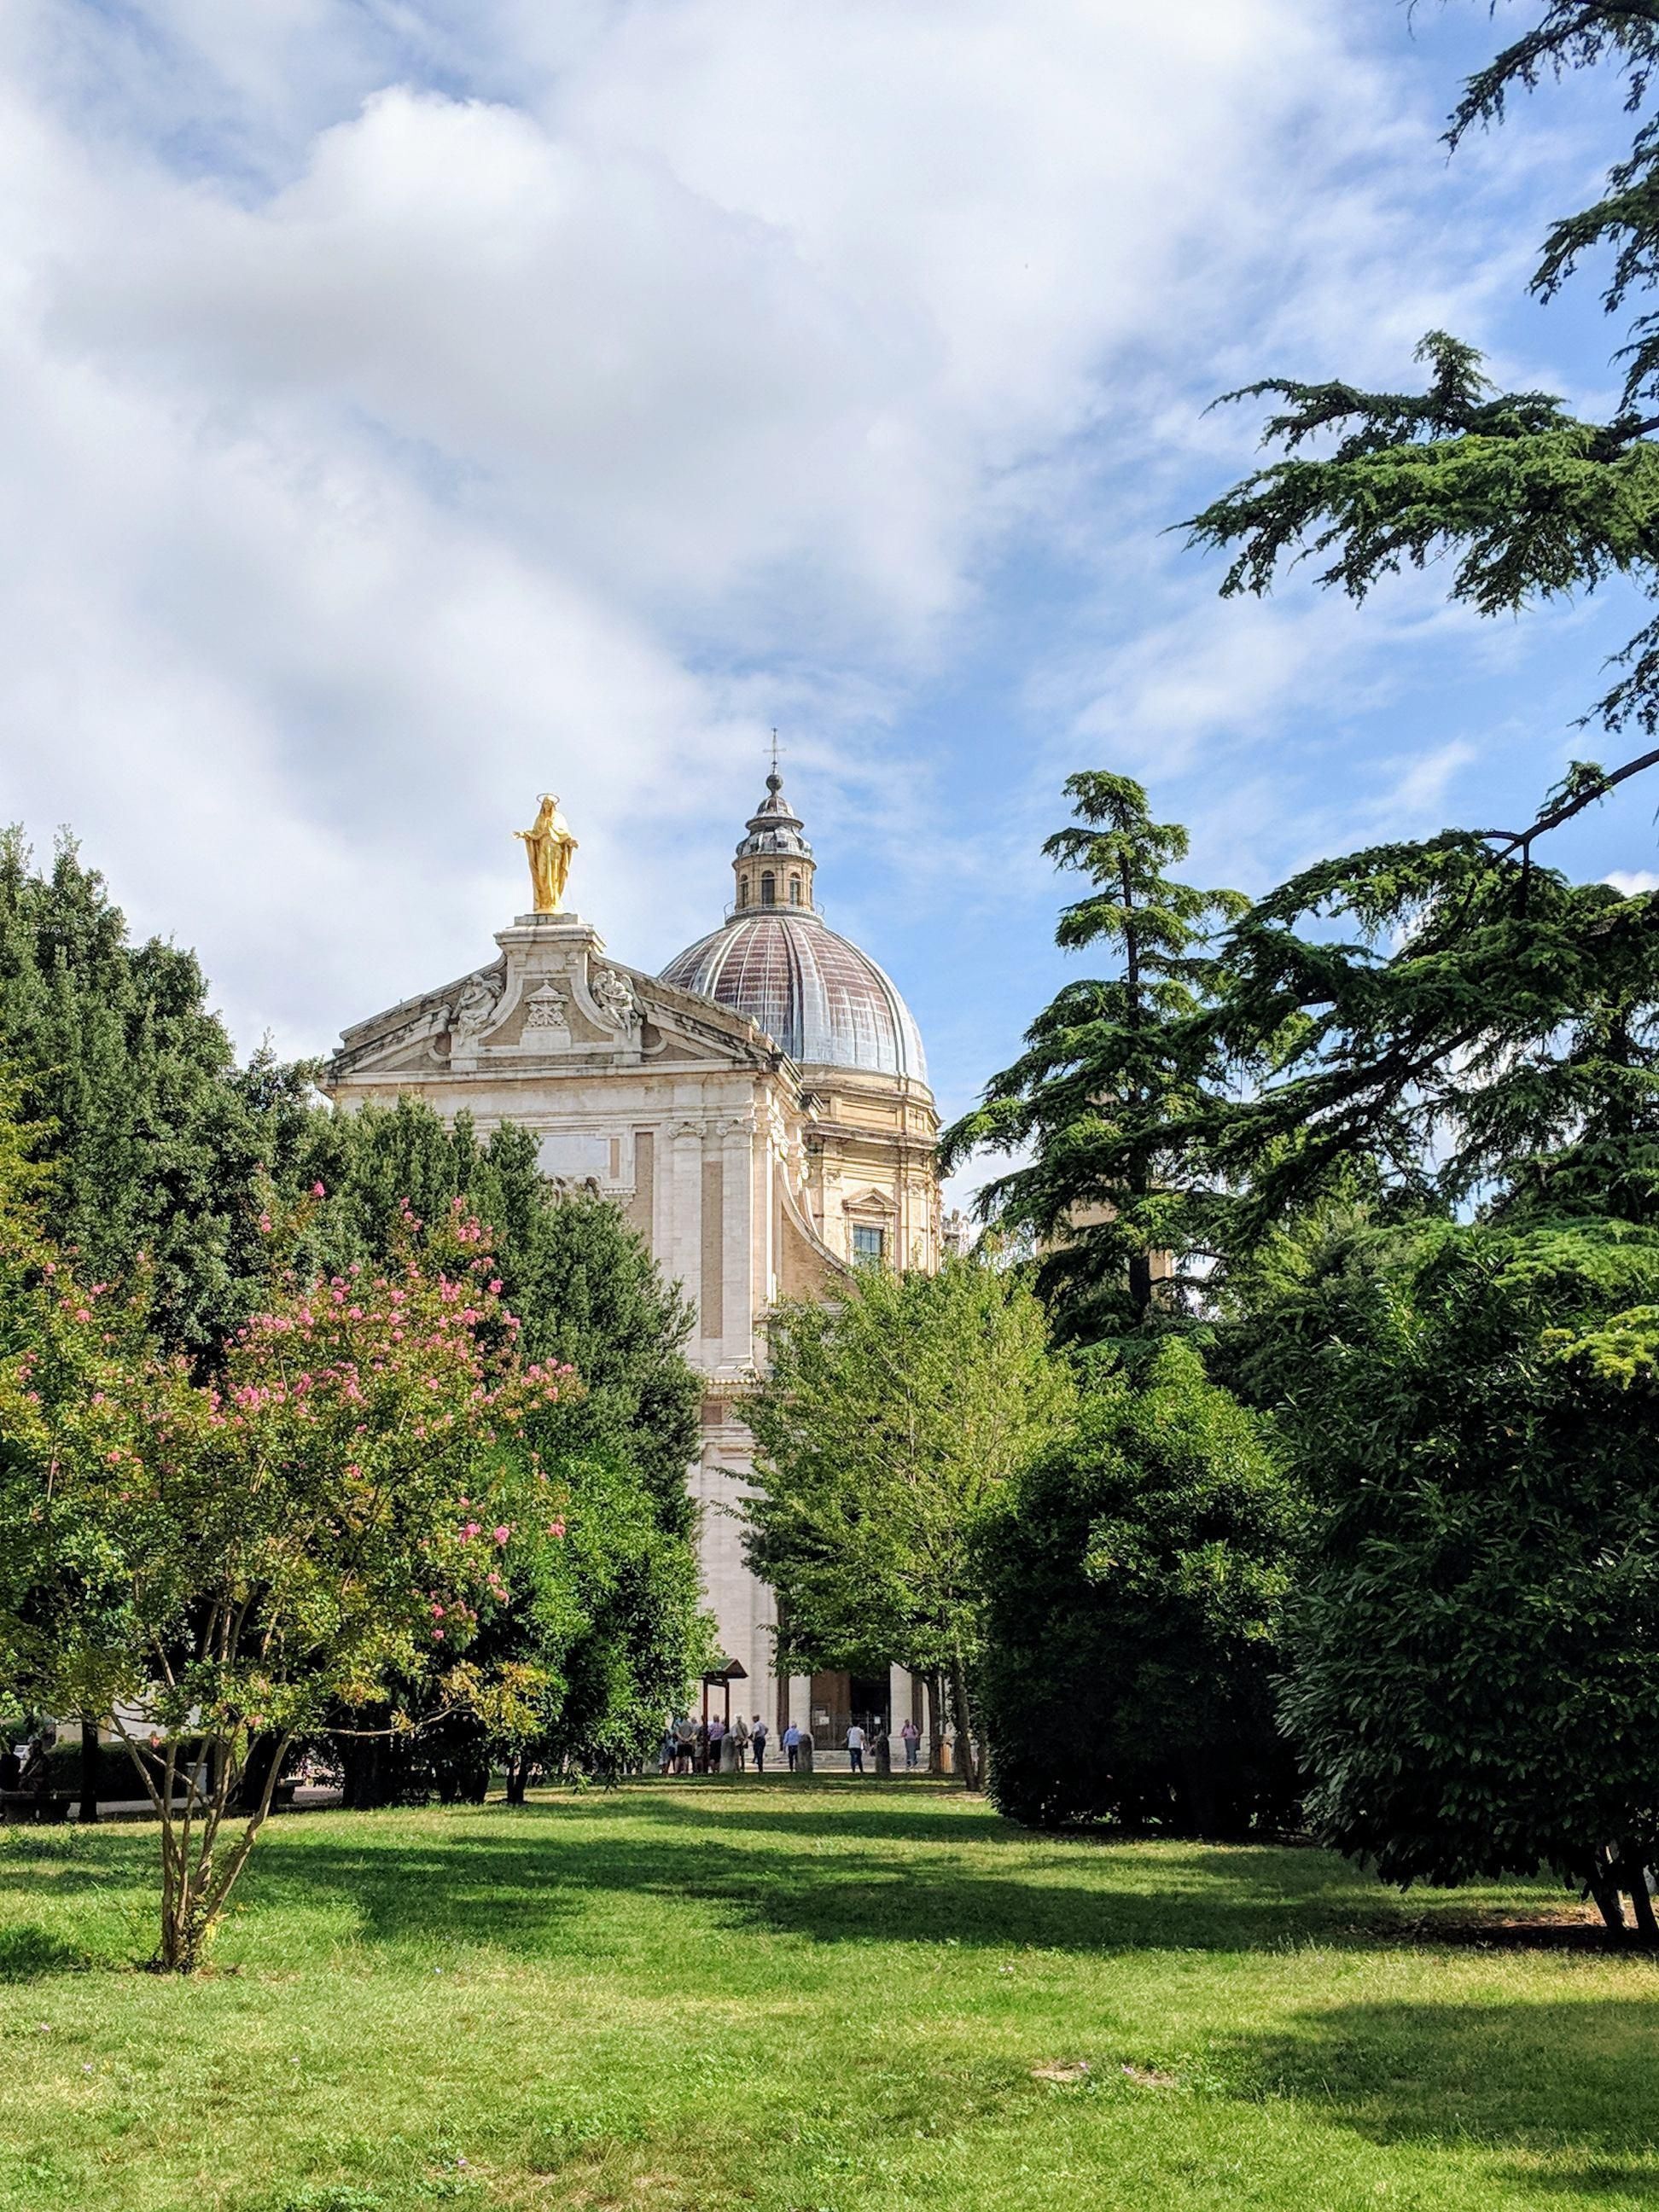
[329,925,795,1089]
[842,1185,898,1218]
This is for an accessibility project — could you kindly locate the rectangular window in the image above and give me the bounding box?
[851,1224,886,1262]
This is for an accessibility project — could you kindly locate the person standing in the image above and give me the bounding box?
[731,1714,750,1770]
[845,1720,866,1776]
[900,1716,921,1773]
[707,1714,725,1774]
[751,1717,769,1774]
[660,1726,677,1777]
[783,1721,801,1772]
[674,1715,695,1774]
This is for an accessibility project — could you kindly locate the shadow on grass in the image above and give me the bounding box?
[1226,1999,1659,2193]
[0,1795,1596,1976]
[0,1925,92,1979]
[628,1785,1029,1851]
[225,1802,1567,1960]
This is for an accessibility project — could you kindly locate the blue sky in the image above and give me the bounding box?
[1,0,1655,1200]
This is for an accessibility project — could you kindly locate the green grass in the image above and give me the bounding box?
[2,1779,1657,2211]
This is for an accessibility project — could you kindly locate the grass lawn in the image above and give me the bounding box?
[2,1779,1657,2211]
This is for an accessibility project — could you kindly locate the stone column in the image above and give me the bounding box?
[667,1119,707,1353]
[720,1110,756,1368]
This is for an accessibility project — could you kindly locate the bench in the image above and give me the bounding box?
[0,1791,73,1825]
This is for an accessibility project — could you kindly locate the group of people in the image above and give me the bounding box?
[661,1714,771,1775]
[659,1712,925,1777]
[842,1715,923,1774]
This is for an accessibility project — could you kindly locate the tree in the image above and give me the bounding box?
[1266,1213,1659,1934]
[940,775,1243,1343]
[1184,7,1659,754]
[742,1256,1073,1788]
[298,1103,707,1797]
[302,1103,701,1532]
[1197,789,1659,1240]
[0,1188,571,1970]
[349,1448,711,1807]
[0,828,317,1358]
[978,1338,1302,1835]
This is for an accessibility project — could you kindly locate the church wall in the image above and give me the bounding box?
[325,891,942,1736]
[625,1128,654,1240]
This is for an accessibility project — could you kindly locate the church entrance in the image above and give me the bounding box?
[807,1669,891,1749]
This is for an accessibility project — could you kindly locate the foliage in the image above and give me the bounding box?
[978,1338,1303,1835]
[941,772,1243,1341]
[0,827,317,1356]
[1270,1213,1659,1932]
[1183,9,1659,742]
[299,1102,708,1788]
[0,1182,572,1969]
[302,1102,701,1532]
[1198,806,1659,1237]
[742,1256,1072,1786]
[352,1447,711,1802]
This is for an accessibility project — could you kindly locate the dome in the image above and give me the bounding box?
[661,911,927,1080]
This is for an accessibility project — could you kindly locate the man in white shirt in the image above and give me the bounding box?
[845,1722,866,1775]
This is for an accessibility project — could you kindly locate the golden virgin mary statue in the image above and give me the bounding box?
[515,795,579,915]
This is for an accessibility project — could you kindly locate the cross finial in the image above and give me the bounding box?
[769,727,781,778]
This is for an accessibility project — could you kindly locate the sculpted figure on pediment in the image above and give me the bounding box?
[452,970,504,1046]
[590,963,643,1045]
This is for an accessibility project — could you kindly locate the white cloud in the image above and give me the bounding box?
[0,0,1557,1065]
[1607,870,1659,895]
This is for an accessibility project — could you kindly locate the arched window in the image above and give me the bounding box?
[761,870,776,905]
[738,878,749,908]
[789,874,801,905]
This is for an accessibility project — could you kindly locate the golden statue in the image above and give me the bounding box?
[515,794,579,915]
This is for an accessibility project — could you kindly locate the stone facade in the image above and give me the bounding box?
[324,777,940,1742]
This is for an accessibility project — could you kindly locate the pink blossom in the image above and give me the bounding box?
[432,1628,445,1641]
[311,1181,326,1197]
[487,1278,503,1295]
[492,1525,510,1545]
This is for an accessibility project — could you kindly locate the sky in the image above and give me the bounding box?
[2,0,1656,1201]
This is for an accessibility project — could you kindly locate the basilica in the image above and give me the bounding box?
[325,772,942,1752]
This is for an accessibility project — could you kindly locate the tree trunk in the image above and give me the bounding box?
[505,1755,529,1807]
[1627,1860,1659,1943]
[235,1732,284,1813]
[77,1716,99,1825]
[947,1652,981,1792]
[151,1732,293,1972]
[1586,1847,1628,1932]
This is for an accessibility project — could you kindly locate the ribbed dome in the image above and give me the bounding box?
[661,911,928,1080]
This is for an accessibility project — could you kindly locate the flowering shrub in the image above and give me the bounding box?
[0,1187,576,1970]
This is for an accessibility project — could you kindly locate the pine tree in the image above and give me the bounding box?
[940,772,1243,1342]
[1199,778,1659,1238]
[1184,8,1659,752]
